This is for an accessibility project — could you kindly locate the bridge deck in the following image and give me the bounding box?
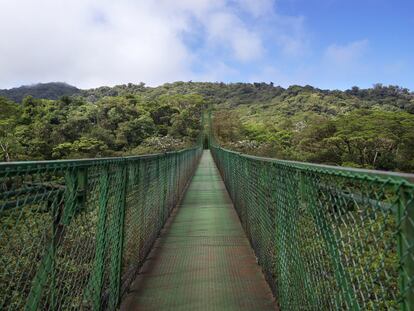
[121,151,276,311]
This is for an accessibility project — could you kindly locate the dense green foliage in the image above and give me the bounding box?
[1,81,413,172]
[78,82,414,114]
[0,93,203,161]
[210,83,414,172]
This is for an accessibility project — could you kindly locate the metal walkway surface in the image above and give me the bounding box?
[121,151,276,311]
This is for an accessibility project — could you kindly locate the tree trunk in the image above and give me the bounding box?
[0,142,11,162]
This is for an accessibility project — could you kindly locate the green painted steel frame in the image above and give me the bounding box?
[211,141,414,310]
[0,147,202,311]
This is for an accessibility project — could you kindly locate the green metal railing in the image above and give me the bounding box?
[0,147,202,310]
[211,143,414,310]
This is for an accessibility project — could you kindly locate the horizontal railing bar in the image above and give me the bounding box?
[317,183,396,213]
[216,146,414,184]
[0,146,200,174]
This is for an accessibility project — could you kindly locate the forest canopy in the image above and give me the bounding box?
[0,92,203,161]
[1,81,413,172]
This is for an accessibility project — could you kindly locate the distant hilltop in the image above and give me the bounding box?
[0,82,80,102]
[1,82,412,114]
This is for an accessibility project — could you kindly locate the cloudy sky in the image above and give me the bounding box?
[0,0,413,90]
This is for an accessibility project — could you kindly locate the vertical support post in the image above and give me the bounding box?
[109,161,128,309]
[137,159,146,261]
[406,190,414,311]
[397,186,414,311]
[268,163,279,295]
[244,160,250,235]
[208,108,212,149]
[168,154,174,211]
[25,170,78,311]
[161,155,168,223]
[177,153,181,196]
[90,166,109,311]
[50,193,64,310]
[294,171,318,308]
[173,154,177,207]
[300,171,359,310]
[76,167,88,212]
[50,202,57,311]
[156,155,161,231]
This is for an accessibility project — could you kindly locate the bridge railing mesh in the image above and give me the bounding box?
[211,144,414,311]
[0,147,202,310]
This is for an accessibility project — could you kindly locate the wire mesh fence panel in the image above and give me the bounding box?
[211,144,414,311]
[0,147,202,311]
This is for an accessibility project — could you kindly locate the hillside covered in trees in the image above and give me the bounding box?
[0,90,203,161]
[1,81,413,172]
[210,83,414,172]
[0,82,80,102]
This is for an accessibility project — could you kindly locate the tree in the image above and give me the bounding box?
[52,137,108,159]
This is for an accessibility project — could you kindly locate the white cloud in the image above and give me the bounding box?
[204,12,264,61]
[272,15,309,57]
[235,0,275,18]
[0,0,310,88]
[324,40,369,65]
[0,1,194,88]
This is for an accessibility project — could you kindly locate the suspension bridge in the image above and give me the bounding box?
[1,129,414,310]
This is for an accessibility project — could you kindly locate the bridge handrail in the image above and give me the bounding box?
[0,146,201,172]
[211,141,414,310]
[0,145,203,310]
[214,145,414,184]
